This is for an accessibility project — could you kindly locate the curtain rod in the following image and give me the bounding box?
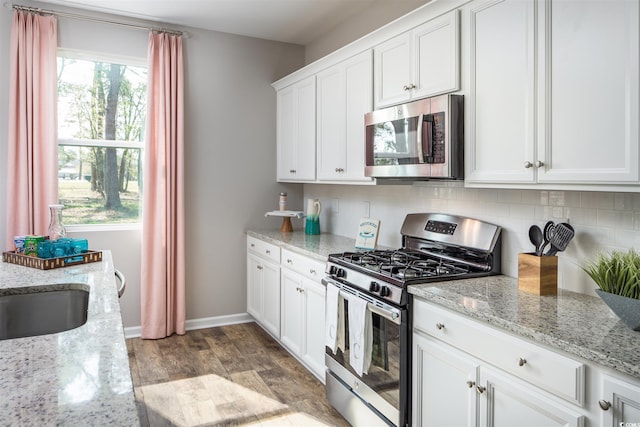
[6,2,186,37]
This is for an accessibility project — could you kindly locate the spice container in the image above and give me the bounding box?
[279,192,287,211]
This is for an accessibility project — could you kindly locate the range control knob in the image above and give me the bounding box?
[369,282,381,293]
[328,265,337,275]
[336,268,346,278]
[380,286,391,297]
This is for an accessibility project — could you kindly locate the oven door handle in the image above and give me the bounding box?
[323,278,402,325]
[368,303,401,324]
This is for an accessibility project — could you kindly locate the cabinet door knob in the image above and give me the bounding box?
[598,400,611,411]
[466,381,475,388]
[250,243,255,248]
[287,259,293,264]
[535,160,545,168]
[518,357,527,367]
[524,161,533,168]
[436,323,445,330]
[257,265,263,270]
[476,385,486,394]
[266,250,271,254]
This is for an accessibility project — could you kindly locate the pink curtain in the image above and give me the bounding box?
[141,32,186,339]
[5,11,58,249]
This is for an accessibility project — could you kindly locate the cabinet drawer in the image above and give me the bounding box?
[247,236,280,263]
[414,299,585,406]
[281,249,325,282]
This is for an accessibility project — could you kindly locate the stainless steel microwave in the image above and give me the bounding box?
[364,94,463,180]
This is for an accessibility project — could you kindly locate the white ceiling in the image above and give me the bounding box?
[35,0,397,45]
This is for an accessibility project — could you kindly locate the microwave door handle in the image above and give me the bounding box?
[424,118,433,163]
[416,114,425,163]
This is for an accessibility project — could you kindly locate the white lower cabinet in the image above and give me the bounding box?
[599,374,640,426]
[280,267,326,381]
[413,333,479,427]
[413,331,583,427]
[246,239,281,338]
[247,236,327,382]
[413,298,586,427]
[478,365,583,427]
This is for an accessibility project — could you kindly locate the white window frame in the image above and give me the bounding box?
[57,48,147,232]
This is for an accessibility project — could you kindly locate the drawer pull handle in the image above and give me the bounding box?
[310,269,316,274]
[250,243,255,248]
[257,265,263,270]
[476,385,486,394]
[436,323,445,330]
[518,358,527,367]
[287,259,293,264]
[598,400,611,411]
[466,381,475,388]
[266,250,271,254]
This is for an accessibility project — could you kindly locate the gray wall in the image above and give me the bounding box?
[0,1,305,329]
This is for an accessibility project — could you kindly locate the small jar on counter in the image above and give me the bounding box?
[279,192,287,211]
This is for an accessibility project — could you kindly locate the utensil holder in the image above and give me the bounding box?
[518,253,558,295]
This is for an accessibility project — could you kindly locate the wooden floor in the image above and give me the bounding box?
[126,322,349,426]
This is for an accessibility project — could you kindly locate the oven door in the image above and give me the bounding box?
[324,280,409,427]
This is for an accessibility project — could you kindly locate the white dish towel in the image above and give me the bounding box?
[325,283,341,353]
[348,295,373,376]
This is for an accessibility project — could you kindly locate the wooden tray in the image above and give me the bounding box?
[2,250,102,270]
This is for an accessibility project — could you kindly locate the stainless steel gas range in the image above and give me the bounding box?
[323,213,502,427]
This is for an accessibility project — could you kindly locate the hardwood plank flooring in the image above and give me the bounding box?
[127,322,349,426]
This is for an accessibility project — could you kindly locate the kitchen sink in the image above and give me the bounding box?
[0,285,89,340]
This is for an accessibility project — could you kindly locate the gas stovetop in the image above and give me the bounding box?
[324,213,502,306]
[329,249,472,284]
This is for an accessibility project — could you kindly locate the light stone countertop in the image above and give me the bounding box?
[0,250,139,426]
[409,276,640,381]
[247,230,362,263]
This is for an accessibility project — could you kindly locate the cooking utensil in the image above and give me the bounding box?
[529,225,543,255]
[545,223,575,256]
[538,221,554,256]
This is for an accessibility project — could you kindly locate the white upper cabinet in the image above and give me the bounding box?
[374,10,460,108]
[463,0,537,183]
[276,76,316,182]
[464,0,640,188]
[317,50,373,183]
[537,0,639,184]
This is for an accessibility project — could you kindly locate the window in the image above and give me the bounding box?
[57,50,147,226]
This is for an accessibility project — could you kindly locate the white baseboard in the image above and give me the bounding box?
[124,312,254,339]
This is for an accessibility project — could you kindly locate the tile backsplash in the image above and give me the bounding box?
[304,183,640,296]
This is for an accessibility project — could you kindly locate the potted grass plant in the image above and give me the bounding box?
[582,249,640,331]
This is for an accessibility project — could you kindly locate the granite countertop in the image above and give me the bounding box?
[409,276,640,381]
[0,250,138,426]
[247,230,360,263]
